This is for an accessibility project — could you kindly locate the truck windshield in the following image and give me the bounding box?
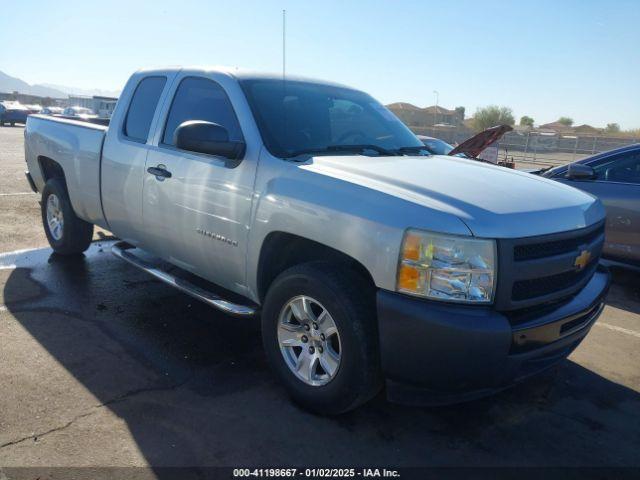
[240,79,424,158]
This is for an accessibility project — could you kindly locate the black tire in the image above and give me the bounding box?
[10,122,15,127]
[262,262,382,415]
[41,178,93,255]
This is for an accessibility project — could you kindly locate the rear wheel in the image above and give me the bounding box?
[262,262,382,415]
[41,178,93,255]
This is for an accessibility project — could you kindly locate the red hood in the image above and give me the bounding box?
[448,124,513,158]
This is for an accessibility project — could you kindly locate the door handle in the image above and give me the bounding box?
[147,165,172,179]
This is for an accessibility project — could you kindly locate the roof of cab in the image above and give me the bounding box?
[134,66,356,89]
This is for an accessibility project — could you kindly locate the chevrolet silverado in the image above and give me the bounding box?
[24,67,610,414]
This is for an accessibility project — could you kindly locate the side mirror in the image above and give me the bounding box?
[174,120,245,160]
[566,163,595,180]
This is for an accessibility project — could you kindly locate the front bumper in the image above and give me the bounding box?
[377,266,610,406]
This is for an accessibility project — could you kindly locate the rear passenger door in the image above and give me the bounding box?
[101,73,175,248]
[144,73,258,295]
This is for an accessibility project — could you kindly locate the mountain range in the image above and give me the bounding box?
[0,70,120,99]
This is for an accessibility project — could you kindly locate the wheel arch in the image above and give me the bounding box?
[256,231,376,303]
[36,155,101,226]
[38,156,69,190]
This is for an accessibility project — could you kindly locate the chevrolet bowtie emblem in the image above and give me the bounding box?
[574,249,592,270]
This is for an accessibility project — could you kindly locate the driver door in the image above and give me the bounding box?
[143,74,257,294]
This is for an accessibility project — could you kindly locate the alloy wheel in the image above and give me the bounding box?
[277,295,342,386]
[46,194,64,241]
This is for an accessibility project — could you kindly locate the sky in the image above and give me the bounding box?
[2,0,639,129]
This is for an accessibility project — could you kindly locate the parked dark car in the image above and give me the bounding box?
[540,144,640,268]
[0,103,30,126]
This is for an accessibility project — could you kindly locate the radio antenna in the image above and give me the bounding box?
[282,9,286,82]
[281,9,288,143]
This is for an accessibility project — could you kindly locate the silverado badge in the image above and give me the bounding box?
[574,249,592,270]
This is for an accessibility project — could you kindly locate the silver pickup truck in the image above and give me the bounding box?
[24,67,610,414]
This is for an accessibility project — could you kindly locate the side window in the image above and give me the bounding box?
[593,151,640,184]
[162,77,242,146]
[124,76,167,142]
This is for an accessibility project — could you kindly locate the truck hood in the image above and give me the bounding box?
[302,154,604,238]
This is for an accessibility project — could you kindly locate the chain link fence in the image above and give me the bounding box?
[408,125,639,169]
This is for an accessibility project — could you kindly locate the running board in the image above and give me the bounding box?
[111,241,256,317]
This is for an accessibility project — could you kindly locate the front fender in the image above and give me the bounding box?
[245,157,471,301]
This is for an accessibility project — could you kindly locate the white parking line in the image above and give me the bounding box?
[595,322,640,339]
[0,246,46,270]
[0,246,42,259]
[0,192,36,196]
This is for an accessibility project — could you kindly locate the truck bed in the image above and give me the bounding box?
[24,114,109,228]
[53,115,110,127]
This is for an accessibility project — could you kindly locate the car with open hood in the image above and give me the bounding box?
[419,124,513,165]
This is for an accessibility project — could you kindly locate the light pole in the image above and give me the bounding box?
[433,90,439,134]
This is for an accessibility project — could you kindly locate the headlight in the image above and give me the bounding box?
[396,229,496,303]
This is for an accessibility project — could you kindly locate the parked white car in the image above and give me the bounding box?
[40,106,64,115]
[62,106,97,119]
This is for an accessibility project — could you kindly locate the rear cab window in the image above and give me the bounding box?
[123,76,167,143]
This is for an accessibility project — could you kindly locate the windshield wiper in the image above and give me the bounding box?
[327,144,397,156]
[285,144,397,158]
[396,146,432,156]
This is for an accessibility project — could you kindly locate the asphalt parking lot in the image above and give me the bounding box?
[1,125,639,470]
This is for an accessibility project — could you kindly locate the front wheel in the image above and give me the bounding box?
[261,262,382,415]
[41,178,93,255]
